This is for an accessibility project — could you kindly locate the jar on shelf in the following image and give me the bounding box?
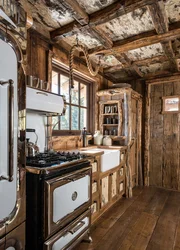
[102,136,112,146]
[93,130,103,145]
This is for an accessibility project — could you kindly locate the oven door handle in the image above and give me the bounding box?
[0,79,14,182]
[63,173,87,182]
[68,221,85,235]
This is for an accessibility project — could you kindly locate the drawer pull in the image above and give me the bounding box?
[69,221,85,234]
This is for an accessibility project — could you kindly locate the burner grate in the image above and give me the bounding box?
[26,151,87,167]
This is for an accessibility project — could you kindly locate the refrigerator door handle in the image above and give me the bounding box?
[0,79,14,182]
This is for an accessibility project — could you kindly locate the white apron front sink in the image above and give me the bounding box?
[100,149,120,172]
[81,148,120,172]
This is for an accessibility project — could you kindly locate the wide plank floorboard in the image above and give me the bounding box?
[75,187,180,250]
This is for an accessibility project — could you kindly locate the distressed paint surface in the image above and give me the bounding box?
[62,32,102,49]
[98,8,154,41]
[90,54,123,68]
[108,70,131,79]
[20,0,73,30]
[126,44,164,61]
[76,0,117,14]
[139,62,170,75]
[165,0,180,23]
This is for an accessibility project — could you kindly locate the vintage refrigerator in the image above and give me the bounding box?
[0,24,26,249]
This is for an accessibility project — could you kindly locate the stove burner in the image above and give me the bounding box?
[26,151,87,168]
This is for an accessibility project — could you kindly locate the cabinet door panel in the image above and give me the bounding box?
[111,172,117,198]
[101,176,109,207]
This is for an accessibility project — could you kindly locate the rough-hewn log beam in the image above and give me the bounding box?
[50,0,157,40]
[87,26,113,49]
[60,0,89,25]
[88,22,180,55]
[146,72,180,84]
[148,1,178,71]
[147,1,168,34]
[161,41,178,71]
[104,55,168,73]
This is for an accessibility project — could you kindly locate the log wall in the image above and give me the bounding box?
[26,30,113,150]
[147,81,180,190]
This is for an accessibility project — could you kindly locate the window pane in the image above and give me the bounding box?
[60,105,70,130]
[80,83,87,107]
[164,97,179,111]
[52,116,59,130]
[52,71,58,94]
[71,80,79,105]
[80,108,87,130]
[71,106,79,130]
[60,75,69,102]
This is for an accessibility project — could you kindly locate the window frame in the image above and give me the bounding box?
[51,64,95,136]
[162,95,180,114]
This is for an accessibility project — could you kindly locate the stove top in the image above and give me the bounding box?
[26,151,88,168]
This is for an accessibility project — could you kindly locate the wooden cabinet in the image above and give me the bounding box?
[99,100,123,138]
[97,88,143,197]
[90,148,127,224]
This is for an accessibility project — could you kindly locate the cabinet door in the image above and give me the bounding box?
[111,172,117,198]
[101,176,109,208]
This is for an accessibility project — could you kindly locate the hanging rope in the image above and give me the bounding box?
[69,44,101,88]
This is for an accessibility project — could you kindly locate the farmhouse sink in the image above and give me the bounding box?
[81,148,120,172]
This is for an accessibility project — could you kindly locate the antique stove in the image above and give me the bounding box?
[26,151,92,250]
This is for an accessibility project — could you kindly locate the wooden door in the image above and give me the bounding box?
[149,82,180,190]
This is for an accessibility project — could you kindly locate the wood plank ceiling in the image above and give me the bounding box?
[20,0,180,83]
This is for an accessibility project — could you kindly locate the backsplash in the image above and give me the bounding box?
[26,112,47,152]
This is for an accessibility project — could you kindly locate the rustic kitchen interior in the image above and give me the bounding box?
[0,0,180,249]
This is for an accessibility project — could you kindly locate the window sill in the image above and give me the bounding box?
[52,130,81,136]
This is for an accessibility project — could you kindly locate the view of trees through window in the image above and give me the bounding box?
[51,68,89,131]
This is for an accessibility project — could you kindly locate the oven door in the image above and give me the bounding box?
[44,166,92,239]
[44,209,90,250]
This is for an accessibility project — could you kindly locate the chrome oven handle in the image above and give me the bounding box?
[0,79,14,182]
[69,221,85,235]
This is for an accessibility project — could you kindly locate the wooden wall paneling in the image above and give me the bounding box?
[149,84,164,187]
[137,99,143,186]
[144,83,151,186]
[162,82,179,190]
[174,82,180,190]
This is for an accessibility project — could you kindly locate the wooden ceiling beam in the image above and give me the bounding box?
[148,1,178,72]
[60,0,89,25]
[87,26,113,49]
[104,55,168,73]
[161,41,179,71]
[88,22,180,55]
[50,0,157,40]
[147,1,168,34]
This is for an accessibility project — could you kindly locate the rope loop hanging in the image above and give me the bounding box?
[69,44,101,88]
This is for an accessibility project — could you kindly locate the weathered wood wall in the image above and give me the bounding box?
[26,30,114,150]
[148,81,180,190]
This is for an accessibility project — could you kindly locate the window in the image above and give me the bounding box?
[162,96,180,113]
[51,65,93,135]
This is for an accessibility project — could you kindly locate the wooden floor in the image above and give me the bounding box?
[75,186,180,250]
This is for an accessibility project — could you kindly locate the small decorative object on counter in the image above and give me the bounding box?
[93,130,103,145]
[102,135,112,146]
[82,127,87,147]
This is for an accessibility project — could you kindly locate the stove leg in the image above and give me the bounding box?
[82,232,92,243]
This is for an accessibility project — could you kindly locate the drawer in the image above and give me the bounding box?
[44,209,91,250]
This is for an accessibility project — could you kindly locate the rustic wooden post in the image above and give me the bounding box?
[144,83,151,186]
